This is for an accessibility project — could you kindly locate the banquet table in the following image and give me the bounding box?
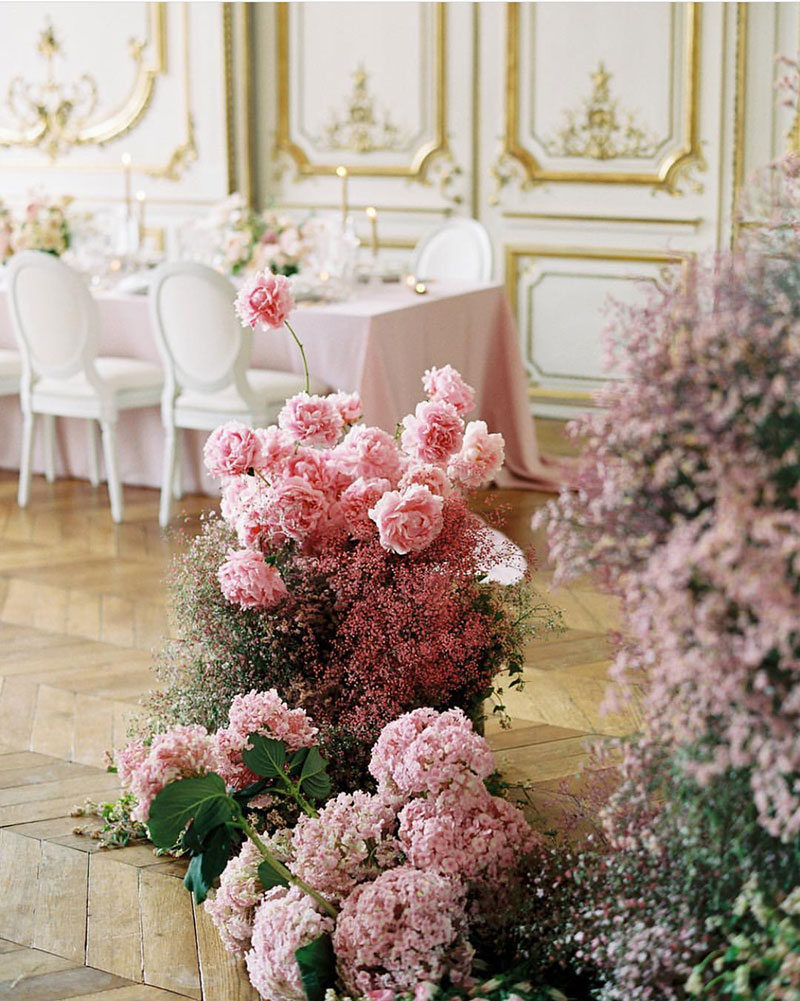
[0,279,568,497]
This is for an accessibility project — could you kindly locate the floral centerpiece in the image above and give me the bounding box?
[0,200,12,263]
[209,193,314,277]
[11,192,73,257]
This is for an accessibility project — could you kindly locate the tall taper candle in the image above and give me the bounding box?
[365,206,378,259]
[336,165,348,226]
[136,190,146,252]
[121,152,132,224]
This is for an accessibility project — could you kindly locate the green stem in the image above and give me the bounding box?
[284,319,310,395]
[238,814,338,919]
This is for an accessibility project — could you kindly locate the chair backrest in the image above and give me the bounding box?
[149,261,253,397]
[411,218,493,283]
[7,251,100,380]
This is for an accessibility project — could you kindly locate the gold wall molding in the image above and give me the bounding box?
[320,65,407,153]
[275,3,460,195]
[0,4,166,159]
[502,210,703,226]
[491,2,705,203]
[222,2,254,203]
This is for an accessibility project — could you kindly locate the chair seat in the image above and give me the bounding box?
[176,368,327,416]
[33,356,163,402]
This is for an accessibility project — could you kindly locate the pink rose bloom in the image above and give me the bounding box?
[234,487,287,549]
[278,393,344,447]
[400,400,464,467]
[217,548,288,609]
[333,425,403,484]
[252,426,295,478]
[330,390,364,425]
[422,365,475,416]
[340,477,392,540]
[399,463,453,498]
[281,447,332,495]
[234,270,295,330]
[203,422,259,478]
[368,484,444,555]
[271,476,328,543]
[447,421,505,489]
[220,475,258,528]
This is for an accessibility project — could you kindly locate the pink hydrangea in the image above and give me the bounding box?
[368,708,494,799]
[204,840,265,956]
[217,549,288,609]
[422,365,475,416]
[245,887,334,1001]
[278,393,344,447]
[212,689,317,790]
[333,866,474,995]
[271,476,328,544]
[400,401,464,467]
[368,484,444,555]
[447,421,505,489]
[340,477,392,540]
[252,426,295,478]
[289,791,401,900]
[235,270,295,330]
[115,724,214,823]
[330,390,364,425]
[399,463,453,498]
[398,789,536,885]
[333,425,404,483]
[204,422,259,478]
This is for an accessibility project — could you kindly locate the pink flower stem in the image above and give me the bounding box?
[238,814,338,918]
[284,320,310,395]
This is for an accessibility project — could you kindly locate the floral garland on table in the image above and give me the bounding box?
[211,193,314,277]
[11,193,73,257]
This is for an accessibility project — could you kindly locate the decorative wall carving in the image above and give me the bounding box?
[319,65,407,154]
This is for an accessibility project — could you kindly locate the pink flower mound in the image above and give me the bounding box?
[204,840,264,956]
[217,549,288,609]
[252,426,295,477]
[203,422,259,478]
[340,477,391,540]
[330,390,363,425]
[422,365,475,416]
[447,421,505,489]
[213,689,317,790]
[290,791,401,900]
[333,425,403,484]
[369,485,444,555]
[245,887,334,1001]
[278,393,344,447]
[115,725,213,823]
[271,476,328,544]
[234,270,295,330]
[398,790,536,885]
[333,866,474,994]
[399,463,453,498]
[400,400,464,467]
[368,708,494,799]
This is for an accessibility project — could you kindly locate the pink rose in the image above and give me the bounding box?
[271,475,328,543]
[234,270,295,329]
[282,447,340,498]
[217,549,288,609]
[220,475,258,528]
[447,421,505,489]
[399,463,453,498]
[204,422,259,478]
[278,393,344,447]
[333,425,403,483]
[340,477,392,540]
[235,487,287,548]
[369,484,444,555]
[400,400,464,467]
[330,390,363,425]
[422,365,475,416]
[252,426,295,478]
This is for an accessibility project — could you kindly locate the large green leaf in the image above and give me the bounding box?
[295,933,336,1001]
[298,747,331,802]
[288,746,311,777]
[147,774,232,848]
[257,859,289,891]
[241,734,287,779]
[184,825,237,904]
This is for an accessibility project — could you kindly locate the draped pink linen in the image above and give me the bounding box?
[0,281,570,494]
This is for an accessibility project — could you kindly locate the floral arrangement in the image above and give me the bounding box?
[117,700,552,1001]
[0,200,12,263]
[207,193,314,277]
[10,192,73,257]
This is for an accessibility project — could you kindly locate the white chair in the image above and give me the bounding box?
[0,348,22,396]
[7,251,163,523]
[149,261,325,528]
[410,218,493,283]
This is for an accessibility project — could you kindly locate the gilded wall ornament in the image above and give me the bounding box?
[320,65,407,154]
[542,62,660,161]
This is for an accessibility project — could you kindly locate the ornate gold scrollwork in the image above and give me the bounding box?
[320,65,407,154]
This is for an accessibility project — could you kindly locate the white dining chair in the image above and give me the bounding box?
[149,261,325,528]
[410,218,493,283]
[7,251,163,523]
[0,348,22,396]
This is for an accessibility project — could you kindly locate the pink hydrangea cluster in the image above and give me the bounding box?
[212,688,318,790]
[234,270,295,330]
[203,839,264,955]
[115,724,214,823]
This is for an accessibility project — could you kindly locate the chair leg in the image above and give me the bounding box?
[18,412,35,508]
[160,428,177,529]
[86,419,100,487]
[42,414,56,484]
[100,421,123,523]
[172,428,183,500]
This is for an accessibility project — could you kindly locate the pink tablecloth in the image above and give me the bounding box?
[0,280,568,495]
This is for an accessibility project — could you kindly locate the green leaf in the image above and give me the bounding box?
[147,774,232,848]
[184,825,237,904]
[288,747,311,777]
[297,747,331,802]
[257,858,290,891]
[295,933,336,1001]
[241,734,287,779]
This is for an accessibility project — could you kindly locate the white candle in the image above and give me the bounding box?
[336,165,348,225]
[121,152,132,223]
[136,190,146,250]
[365,206,378,259]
